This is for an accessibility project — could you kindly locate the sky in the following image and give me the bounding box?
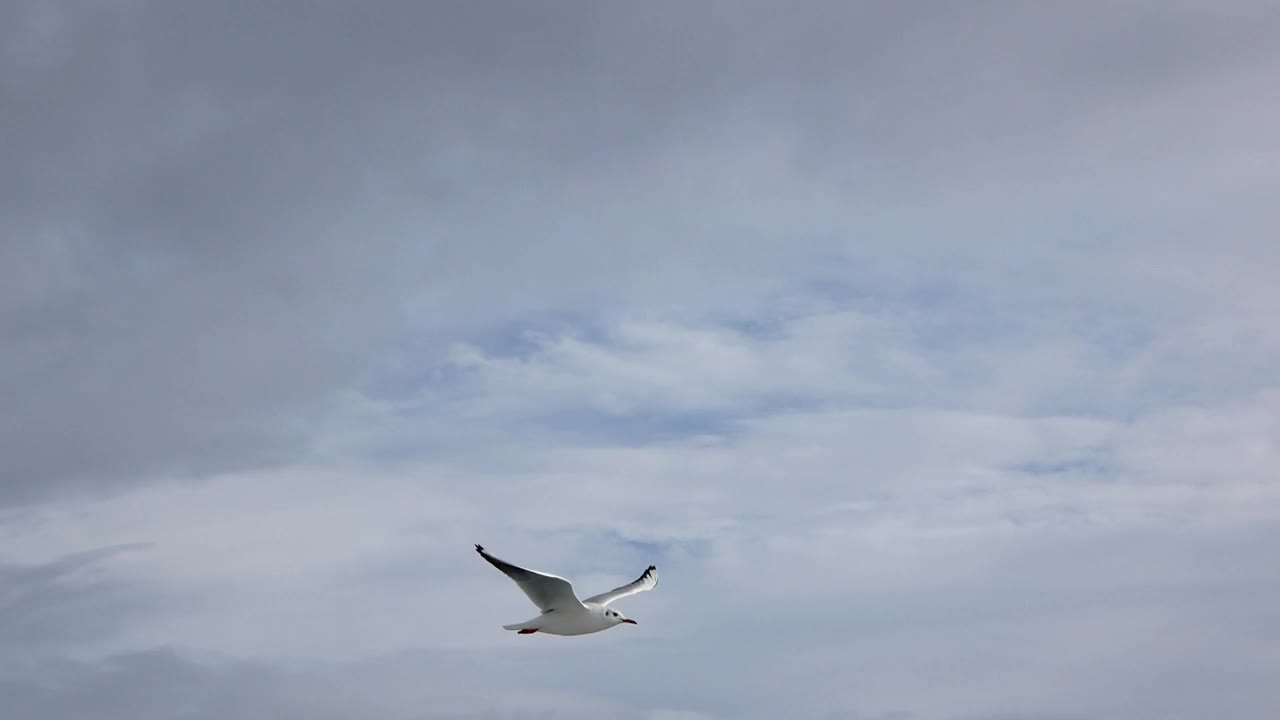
[2,1,1279,718]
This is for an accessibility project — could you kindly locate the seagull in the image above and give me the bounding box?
[475,544,658,636]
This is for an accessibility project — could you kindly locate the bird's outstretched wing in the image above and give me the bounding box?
[474,545,584,613]
[582,564,659,606]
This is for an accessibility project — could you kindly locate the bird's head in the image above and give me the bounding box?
[603,608,637,625]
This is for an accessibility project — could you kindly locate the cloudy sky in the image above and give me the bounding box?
[3,2,1279,718]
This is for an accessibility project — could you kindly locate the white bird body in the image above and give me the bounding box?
[475,544,659,637]
[501,603,618,636]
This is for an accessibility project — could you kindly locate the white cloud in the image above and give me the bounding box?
[436,312,915,419]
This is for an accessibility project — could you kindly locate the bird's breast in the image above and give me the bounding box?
[537,607,612,636]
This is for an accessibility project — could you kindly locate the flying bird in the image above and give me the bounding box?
[474,544,658,636]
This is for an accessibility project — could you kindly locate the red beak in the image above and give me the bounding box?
[622,618,637,624]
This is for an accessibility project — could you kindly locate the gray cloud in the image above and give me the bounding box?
[0,647,710,720]
[0,543,154,655]
[5,1,1279,504]
[3,2,1280,718]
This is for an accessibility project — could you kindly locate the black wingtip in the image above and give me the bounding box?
[475,544,485,553]
[647,565,656,572]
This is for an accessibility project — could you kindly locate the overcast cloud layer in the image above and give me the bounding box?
[3,2,1279,719]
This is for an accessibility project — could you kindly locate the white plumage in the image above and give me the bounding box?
[475,544,659,636]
